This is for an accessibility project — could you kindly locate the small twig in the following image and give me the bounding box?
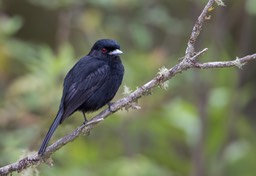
[193,53,256,69]
[185,0,215,59]
[191,48,209,60]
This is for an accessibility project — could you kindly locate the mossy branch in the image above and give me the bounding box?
[0,0,255,175]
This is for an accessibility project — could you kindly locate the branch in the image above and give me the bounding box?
[185,0,215,59]
[1,52,255,176]
[0,0,254,175]
[194,54,256,69]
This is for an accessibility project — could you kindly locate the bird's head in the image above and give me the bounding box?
[89,39,123,58]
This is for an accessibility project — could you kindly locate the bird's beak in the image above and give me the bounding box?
[109,49,123,55]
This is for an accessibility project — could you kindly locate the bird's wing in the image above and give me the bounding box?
[60,57,110,122]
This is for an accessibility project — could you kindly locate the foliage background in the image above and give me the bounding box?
[0,0,256,175]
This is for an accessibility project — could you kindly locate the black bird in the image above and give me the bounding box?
[38,39,124,155]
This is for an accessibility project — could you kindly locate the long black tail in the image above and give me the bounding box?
[38,110,64,155]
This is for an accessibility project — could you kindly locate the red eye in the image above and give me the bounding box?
[102,48,107,53]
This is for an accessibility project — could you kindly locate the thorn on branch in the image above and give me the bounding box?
[190,48,208,61]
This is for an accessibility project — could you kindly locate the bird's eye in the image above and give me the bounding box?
[102,48,107,53]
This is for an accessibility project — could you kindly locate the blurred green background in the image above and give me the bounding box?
[0,0,256,175]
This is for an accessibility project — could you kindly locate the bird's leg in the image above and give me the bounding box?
[81,111,91,136]
[107,102,115,112]
[82,111,88,124]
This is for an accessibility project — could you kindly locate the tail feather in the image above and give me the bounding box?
[38,110,64,155]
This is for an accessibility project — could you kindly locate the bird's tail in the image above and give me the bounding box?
[38,110,64,155]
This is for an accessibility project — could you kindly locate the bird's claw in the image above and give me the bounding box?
[83,120,88,125]
[108,102,115,112]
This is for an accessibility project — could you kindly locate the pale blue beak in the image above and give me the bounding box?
[109,49,123,55]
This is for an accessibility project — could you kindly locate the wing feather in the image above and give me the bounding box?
[59,57,110,122]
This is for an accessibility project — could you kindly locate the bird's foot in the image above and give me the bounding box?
[82,111,90,135]
[107,102,115,112]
